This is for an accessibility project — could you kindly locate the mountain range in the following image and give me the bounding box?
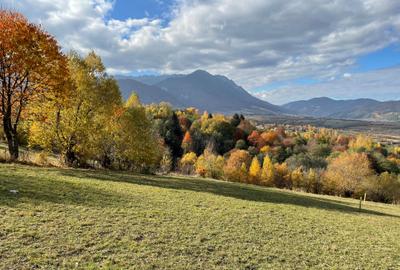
[283,97,400,121]
[116,70,286,115]
[116,71,400,121]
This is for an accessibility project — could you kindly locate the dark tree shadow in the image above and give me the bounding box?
[56,168,399,218]
[0,169,126,208]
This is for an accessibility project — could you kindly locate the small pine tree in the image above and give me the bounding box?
[249,156,261,184]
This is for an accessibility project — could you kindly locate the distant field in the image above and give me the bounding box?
[1,164,400,269]
[251,115,400,145]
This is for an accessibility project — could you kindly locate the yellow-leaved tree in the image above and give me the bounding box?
[261,155,275,186]
[249,156,261,184]
[323,152,374,197]
[111,95,162,172]
[29,52,121,166]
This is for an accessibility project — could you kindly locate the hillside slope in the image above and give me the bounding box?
[284,97,400,121]
[1,164,399,269]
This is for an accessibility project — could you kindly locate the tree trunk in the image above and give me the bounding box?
[64,148,77,167]
[3,115,19,161]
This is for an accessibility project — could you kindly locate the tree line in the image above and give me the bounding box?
[1,10,399,203]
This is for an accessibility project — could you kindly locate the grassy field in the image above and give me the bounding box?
[0,164,399,269]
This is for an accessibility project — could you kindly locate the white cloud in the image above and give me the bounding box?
[3,0,400,92]
[254,66,400,105]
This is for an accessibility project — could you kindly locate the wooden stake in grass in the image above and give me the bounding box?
[363,192,367,202]
[359,197,362,211]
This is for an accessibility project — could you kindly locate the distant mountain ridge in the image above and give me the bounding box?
[117,70,287,115]
[283,97,400,121]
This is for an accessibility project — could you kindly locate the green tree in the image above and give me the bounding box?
[113,102,161,172]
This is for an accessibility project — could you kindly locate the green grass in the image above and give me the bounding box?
[0,164,399,269]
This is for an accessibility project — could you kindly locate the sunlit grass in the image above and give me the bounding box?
[0,163,399,269]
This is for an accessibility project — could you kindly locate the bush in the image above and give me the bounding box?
[195,150,224,179]
[235,139,247,150]
[159,150,173,174]
[323,152,374,197]
[361,172,400,203]
[180,152,197,174]
[223,150,251,182]
[285,153,327,171]
[33,151,49,166]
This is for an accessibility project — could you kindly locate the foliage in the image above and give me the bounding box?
[195,150,224,179]
[248,156,261,184]
[181,131,193,154]
[112,104,162,172]
[349,134,374,152]
[235,139,247,150]
[260,155,275,186]
[180,152,197,174]
[0,11,67,160]
[361,172,400,203]
[223,150,251,182]
[159,149,173,174]
[29,52,121,166]
[323,152,374,197]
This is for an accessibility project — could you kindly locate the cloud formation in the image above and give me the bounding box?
[254,67,400,105]
[3,0,400,91]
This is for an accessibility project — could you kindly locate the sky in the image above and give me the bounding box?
[2,0,400,104]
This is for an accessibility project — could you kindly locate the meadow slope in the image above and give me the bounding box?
[0,164,399,269]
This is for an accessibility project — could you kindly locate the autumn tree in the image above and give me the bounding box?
[323,152,374,197]
[29,52,121,166]
[261,155,275,186]
[223,150,251,182]
[180,152,197,174]
[112,99,162,172]
[195,149,224,179]
[249,156,261,184]
[0,11,67,160]
[125,91,141,108]
[181,131,193,153]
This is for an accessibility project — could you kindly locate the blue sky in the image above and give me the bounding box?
[5,0,400,103]
[109,0,175,23]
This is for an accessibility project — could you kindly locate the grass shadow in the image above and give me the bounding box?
[0,168,126,208]
[58,169,399,218]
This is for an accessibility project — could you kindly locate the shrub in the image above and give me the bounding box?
[33,151,49,166]
[361,172,400,203]
[180,152,197,174]
[274,162,290,188]
[223,150,251,182]
[349,135,374,152]
[195,150,224,179]
[159,150,173,174]
[323,152,374,197]
[235,139,247,150]
[285,153,327,171]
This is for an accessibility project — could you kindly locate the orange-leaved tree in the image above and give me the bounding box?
[0,10,67,160]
